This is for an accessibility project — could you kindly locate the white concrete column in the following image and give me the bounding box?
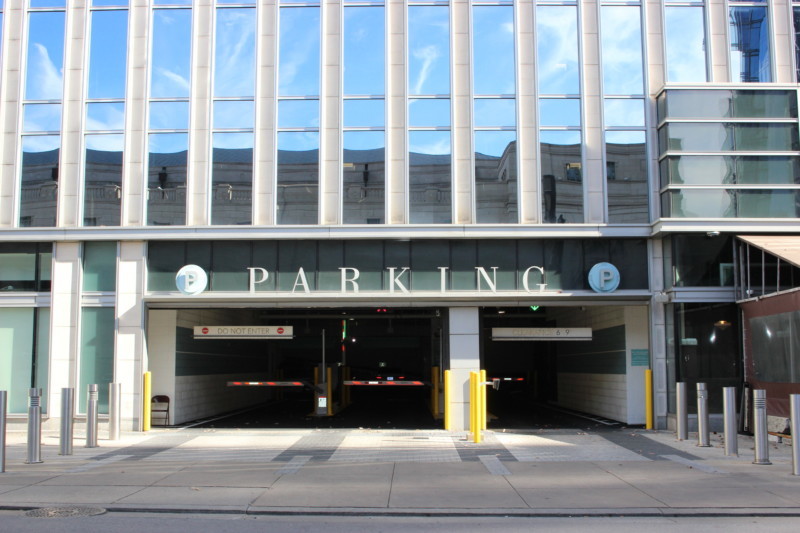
[772,0,795,83]
[122,1,150,226]
[0,2,24,227]
[320,0,342,225]
[447,307,481,431]
[707,0,730,83]
[649,238,669,428]
[452,0,472,224]
[58,0,89,227]
[625,305,649,425]
[47,242,82,420]
[582,0,604,224]
[253,1,277,225]
[147,310,177,426]
[517,0,538,224]
[187,0,213,225]
[386,0,406,224]
[116,241,146,430]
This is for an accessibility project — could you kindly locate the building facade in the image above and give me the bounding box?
[1,0,799,431]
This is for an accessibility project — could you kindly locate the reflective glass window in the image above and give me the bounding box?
[277,132,319,224]
[25,11,65,100]
[408,6,450,95]
[664,123,734,152]
[604,99,645,128]
[151,9,192,98]
[536,6,579,95]
[736,156,800,185]
[474,99,516,128]
[86,102,125,131]
[0,243,51,292]
[149,101,190,130]
[664,189,735,218]
[664,156,733,186]
[343,131,385,224]
[343,99,384,128]
[278,7,320,97]
[409,131,451,224]
[729,7,771,82]
[87,10,128,99]
[147,133,187,225]
[540,131,583,223]
[475,131,517,224]
[606,131,647,223]
[472,6,515,96]
[19,135,59,227]
[343,6,384,96]
[664,6,707,83]
[539,99,580,128]
[409,99,450,127]
[214,101,255,130]
[278,100,320,129]
[600,6,644,95]
[211,133,253,225]
[23,104,61,132]
[84,134,123,226]
[79,307,115,414]
[214,7,256,98]
[0,309,43,413]
[795,8,800,81]
[83,241,117,292]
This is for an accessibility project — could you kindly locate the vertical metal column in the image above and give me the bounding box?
[790,394,800,476]
[59,388,74,455]
[26,388,43,464]
[109,382,121,441]
[752,389,771,465]
[696,383,711,447]
[0,390,7,473]
[86,384,99,448]
[676,382,688,440]
[722,387,738,456]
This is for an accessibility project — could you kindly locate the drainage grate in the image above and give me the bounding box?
[26,507,107,518]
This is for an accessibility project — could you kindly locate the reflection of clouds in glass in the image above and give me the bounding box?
[23,135,60,153]
[149,133,188,154]
[86,103,125,131]
[150,101,190,130]
[603,99,644,127]
[536,7,579,95]
[665,7,706,83]
[473,6,515,95]
[86,134,124,152]
[605,130,644,144]
[676,156,727,185]
[409,134,450,155]
[151,10,192,98]
[409,6,449,95]
[412,46,440,95]
[215,9,256,97]
[23,104,61,132]
[600,6,644,95]
[279,8,320,96]
[278,131,319,152]
[213,132,253,150]
[155,68,190,94]
[29,43,64,100]
[475,131,515,158]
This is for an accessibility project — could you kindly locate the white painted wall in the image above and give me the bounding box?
[447,307,481,431]
[173,372,269,425]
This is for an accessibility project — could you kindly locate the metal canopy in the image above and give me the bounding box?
[737,235,800,269]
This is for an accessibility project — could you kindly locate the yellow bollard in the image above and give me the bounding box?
[443,370,451,430]
[480,369,487,431]
[645,369,653,430]
[142,371,152,432]
[471,371,482,443]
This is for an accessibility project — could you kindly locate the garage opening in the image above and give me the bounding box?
[481,305,649,429]
[147,307,444,429]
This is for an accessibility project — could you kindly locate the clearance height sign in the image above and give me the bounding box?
[193,326,294,339]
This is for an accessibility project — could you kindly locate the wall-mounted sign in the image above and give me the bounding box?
[492,327,592,341]
[193,325,294,339]
[631,349,650,367]
[588,262,620,293]
[176,265,208,296]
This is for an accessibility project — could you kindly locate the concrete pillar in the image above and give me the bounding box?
[116,242,147,430]
[147,310,177,427]
[320,0,342,225]
[0,4,24,227]
[386,0,406,224]
[517,0,538,224]
[452,0,472,224]
[447,307,481,431]
[187,0,213,225]
[253,1,278,225]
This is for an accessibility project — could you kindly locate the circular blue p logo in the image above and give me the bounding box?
[588,263,620,293]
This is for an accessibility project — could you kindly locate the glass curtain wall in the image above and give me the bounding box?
[794,1,800,81]
[408,4,451,224]
[601,2,648,223]
[277,2,320,225]
[664,0,707,82]
[343,3,386,224]
[147,0,192,225]
[211,1,256,225]
[84,1,128,227]
[0,308,50,414]
[19,1,66,227]
[473,3,517,223]
[537,3,582,223]
[729,1,771,82]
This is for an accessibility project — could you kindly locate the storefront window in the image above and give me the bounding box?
[83,241,117,292]
[0,308,50,414]
[671,234,733,287]
[0,243,52,292]
[79,307,115,414]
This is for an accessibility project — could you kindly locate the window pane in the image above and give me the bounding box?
[664,6,707,83]
[604,99,644,128]
[87,10,128,100]
[473,6,515,95]
[149,101,190,130]
[277,131,319,224]
[408,6,449,95]
[0,308,34,413]
[736,156,800,185]
[732,90,797,118]
[83,241,117,292]
[343,6,384,96]
[606,131,647,223]
[475,131,517,224]
[213,100,254,130]
[539,99,580,127]
[84,134,123,227]
[343,131,385,224]
[735,124,798,151]
[20,136,59,228]
[737,190,800,218]
[0,246,36,291]
[795,8,800,82]
[474,99,515,128]
[537,6,579,95]
[409,130,451,223]
[666,123,733,151]
[729,7,771,83]
[278,7,320,97]
[79,307,115,414]
[540,131,583,223]
[664,90,732,119]
[214,8,256,98]
[26,11,65,100]
[666,156,733,186]
[409,99,449,127]
[343,99,384,128]
[23,104,61,132]
[151,9,192,98]
[86,102,125,131]
[211,132,253,225]
[601,6,643,95]
[278,99,320,129]
[666,189,735,218]
[147,133,187,225]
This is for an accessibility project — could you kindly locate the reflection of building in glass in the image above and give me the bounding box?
[605,142,648,224]
[729,7,771,83]
[475,141,517,224]
[19,149,59,227]
[540,143,582,223]
[343,148,385,224]
[409,152,452,224]
[147,151,188,226]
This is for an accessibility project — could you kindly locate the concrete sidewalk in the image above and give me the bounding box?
[1,427,798,517]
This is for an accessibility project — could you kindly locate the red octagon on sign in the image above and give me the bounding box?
[202,327,209,334]
[277,327,284,334]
